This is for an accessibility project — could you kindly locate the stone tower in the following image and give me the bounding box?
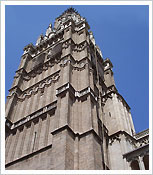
[5,8,149,170]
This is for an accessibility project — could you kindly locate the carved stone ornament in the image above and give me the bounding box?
[46,23,55,37]
[109,134,121,145]
[8,71,60,101]
[72,41,87,52]
[36,34,44,46]
[54,7,86,32]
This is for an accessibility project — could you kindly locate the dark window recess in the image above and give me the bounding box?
[32,53,45,69]
[109,112,111,117]
[32,131,37,152]
[48,43,62,59]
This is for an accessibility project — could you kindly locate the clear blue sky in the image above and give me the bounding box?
[5,5,149,133]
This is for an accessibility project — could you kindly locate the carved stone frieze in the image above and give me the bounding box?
[20,73,60,100]
[60,56,92,72]
[137,137,149,147]
[8,71,60,101]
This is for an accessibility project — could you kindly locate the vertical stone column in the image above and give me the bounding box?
[138,156,146,170]
[5,87,21,120]
[55,91,70,129]
[85,61,90,87]
[74,135,79,169]
[51,127,74,170]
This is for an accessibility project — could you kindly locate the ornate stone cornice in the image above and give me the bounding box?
[10,56,93,99]
[108,130,149,152]
[108,132,121,145]
[23,32,64,57]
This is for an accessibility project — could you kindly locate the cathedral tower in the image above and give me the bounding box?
[5,8,149,170]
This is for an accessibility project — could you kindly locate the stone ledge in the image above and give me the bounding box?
[56,82,98,102]
[5,144,52,168]
[51,124,102,143]
[6,100,57,130]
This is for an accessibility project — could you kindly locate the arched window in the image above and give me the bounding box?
[131,160,140,170]
[143,155,149,170]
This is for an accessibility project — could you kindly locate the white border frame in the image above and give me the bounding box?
[1,1,152,174]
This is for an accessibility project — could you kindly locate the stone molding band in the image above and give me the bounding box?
[108,130,149,150]
[6,100,57,130]
[56,82,98,102]
[51,124,102,144]
[5,144,52,168]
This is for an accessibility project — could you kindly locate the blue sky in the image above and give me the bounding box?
[5,5,149,133]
